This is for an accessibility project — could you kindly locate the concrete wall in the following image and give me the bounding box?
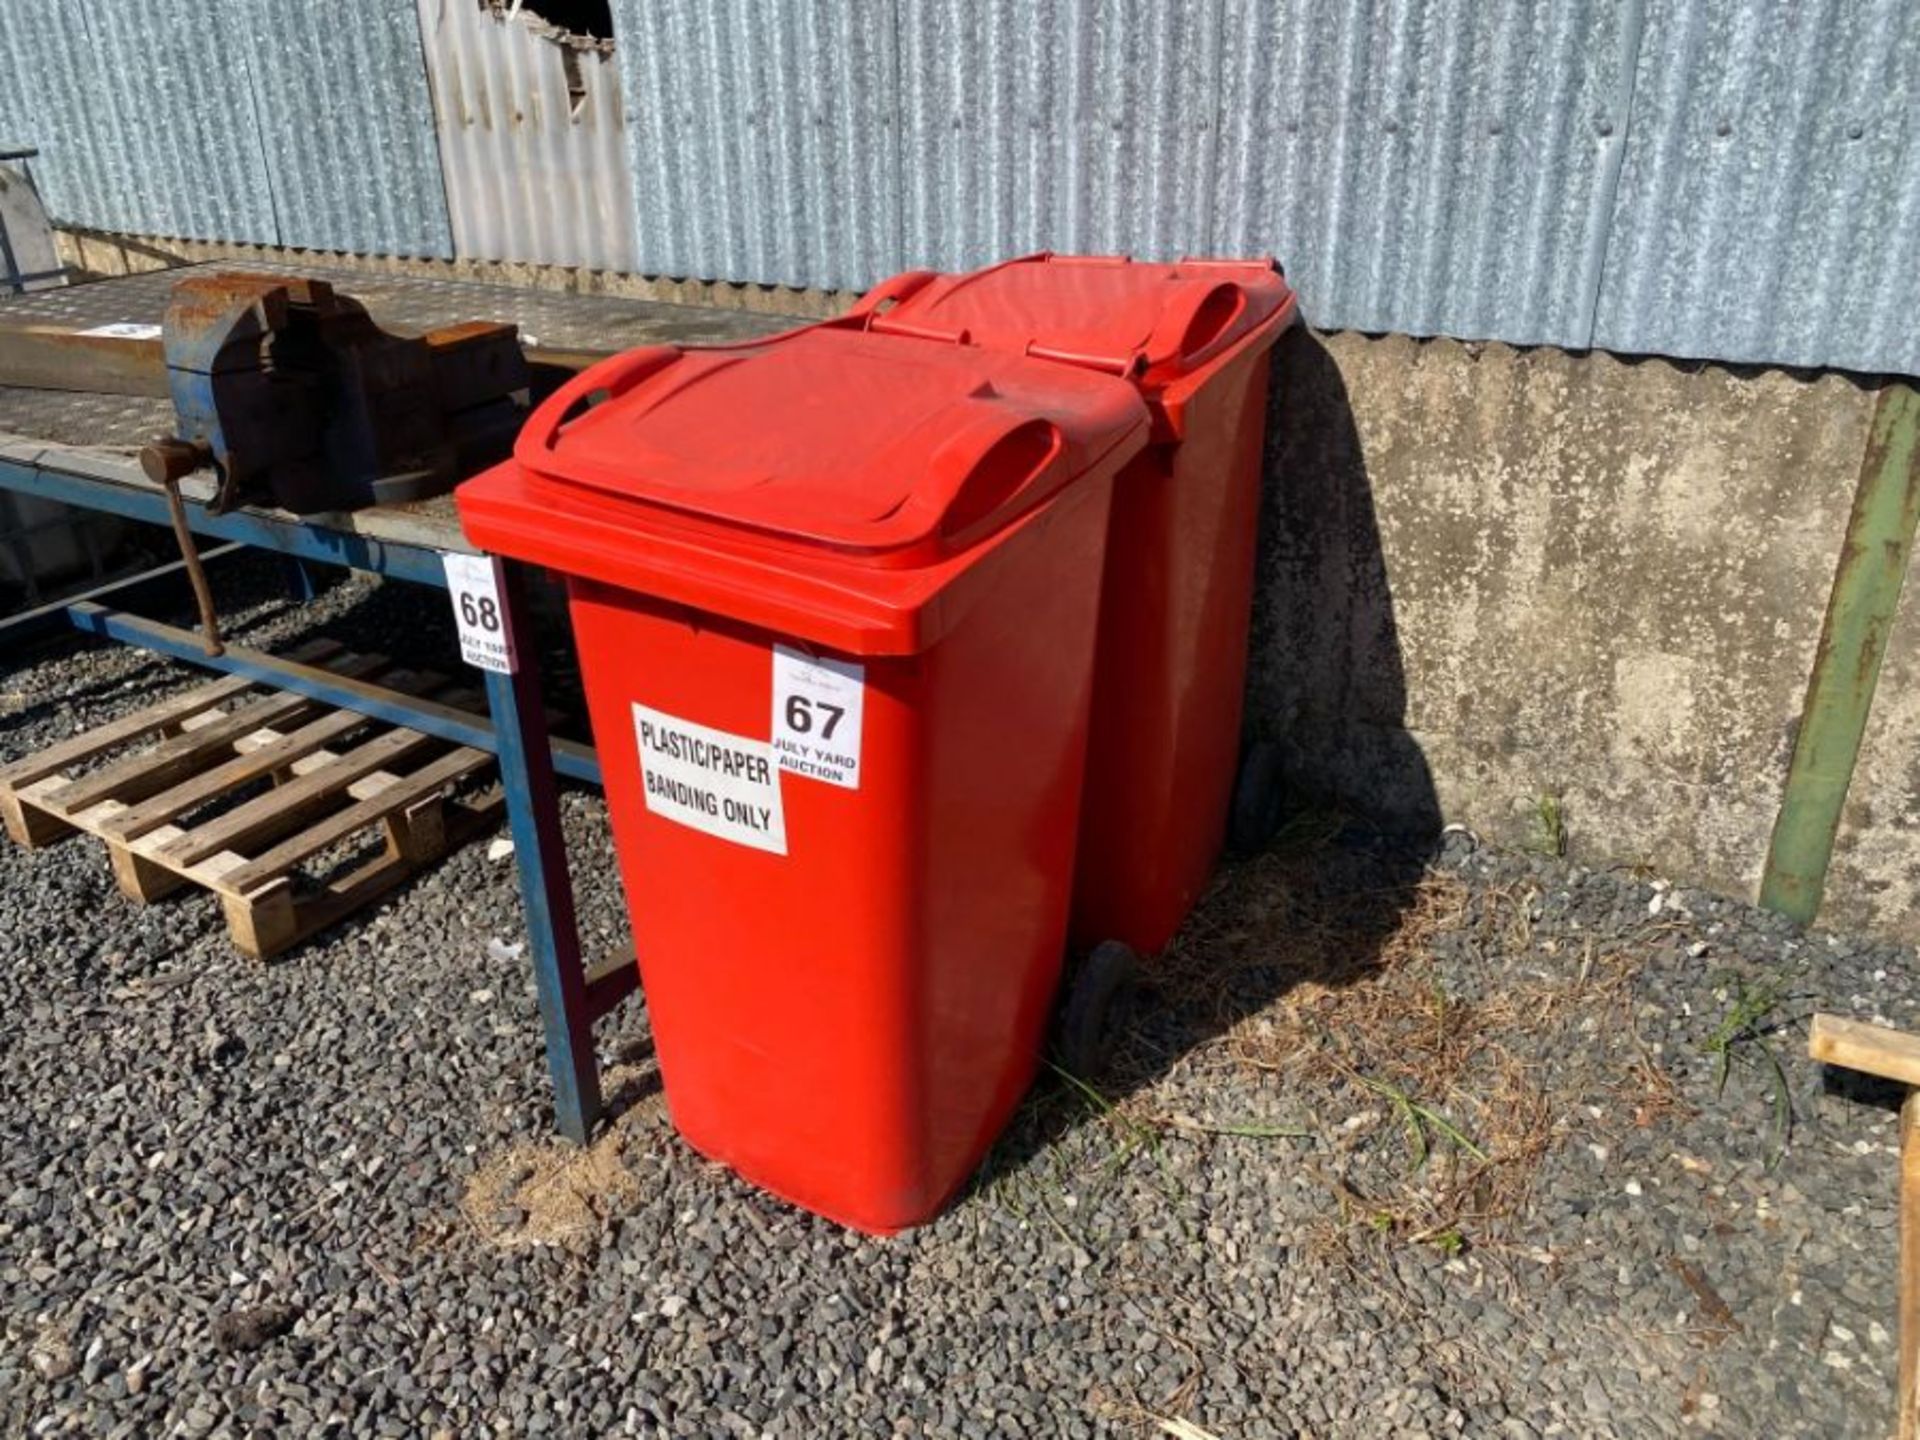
[1252,327,1914,940]
[45,230,1918,942]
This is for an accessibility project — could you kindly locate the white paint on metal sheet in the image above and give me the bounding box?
[0,159,65,292]
[419,0,637,270]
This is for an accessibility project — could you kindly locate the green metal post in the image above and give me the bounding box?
[1760,382,1920,924]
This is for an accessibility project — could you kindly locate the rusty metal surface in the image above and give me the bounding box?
[0,387,173,450]
[0,261,803,460]
[0,261,800,352]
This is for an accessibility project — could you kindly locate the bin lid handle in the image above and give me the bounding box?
[1143,279,1249,373]
[886,401,1066,557]
[516,346,683,463]
[845,269,941,322]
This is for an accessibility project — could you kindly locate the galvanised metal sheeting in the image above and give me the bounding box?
[613,0,1920,375]
[419,0,639,271]
[1211,0,1643,348]
[619,0,900,291]
[0,1,247,239]
[1592,0,1920,376]
[0,0,450,258]
[80,0,280,246]
[3,0,1917,374]
[895,0,1224,269]
[237,0,453,257]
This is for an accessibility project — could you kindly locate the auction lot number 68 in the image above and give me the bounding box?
[442,552,519,675]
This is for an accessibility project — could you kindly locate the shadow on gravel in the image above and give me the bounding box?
[0,662,190,736]
[977,327,1445,1190]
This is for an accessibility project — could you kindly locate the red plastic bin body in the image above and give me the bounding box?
[849,254,1300,954]
[456,326,1147,1232]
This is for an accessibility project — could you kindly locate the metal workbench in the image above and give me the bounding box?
[0,262,798,1141]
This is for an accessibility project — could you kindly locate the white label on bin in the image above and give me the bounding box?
[78,321,162,340]
[770,645,865,790]
[632,703,787,855]
[442,552,518,674]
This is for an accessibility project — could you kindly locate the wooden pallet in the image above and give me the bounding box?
[0,639,504,958]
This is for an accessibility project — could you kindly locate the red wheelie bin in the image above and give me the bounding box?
[456,325,1147,1232]
[847,255,1299,1005]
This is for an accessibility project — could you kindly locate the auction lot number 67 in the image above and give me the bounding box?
[784,693,847,740]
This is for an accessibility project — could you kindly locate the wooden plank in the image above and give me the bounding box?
[282,788,503,950]
[0,788,71,848]
[1903,1091,1920,1440]
[92,666,443,843]
[1810,1013,1920,1089]
[0,674,256,790]
[205,783,502,960]
[0,637,340,791]
[221,877,298,961]
[146,724,449,869]
[0,320,168,396]
[385,792,447,863]
[36,676,348,817]
[206,746,493,898]
[108,842,187,903]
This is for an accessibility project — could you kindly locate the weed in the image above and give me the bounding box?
[1348,1070,1489,1169]
[1530,792,1568,858]
[1702,970,1795,1169]
[1042,1061,1191,1229]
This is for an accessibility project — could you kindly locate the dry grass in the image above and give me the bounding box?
[1119,845,1665,1261]
[457,1063,666,1251]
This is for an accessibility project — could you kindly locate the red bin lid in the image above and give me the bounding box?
[510,326,1146,567]
[850,253,1298,386]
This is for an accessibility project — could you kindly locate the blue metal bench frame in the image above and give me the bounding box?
[0,455,627,1142]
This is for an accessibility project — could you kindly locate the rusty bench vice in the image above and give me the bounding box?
[139,272,529,516]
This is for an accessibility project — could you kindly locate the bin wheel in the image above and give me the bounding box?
[1058,940,1140,1079]
[1228,739,1285,857]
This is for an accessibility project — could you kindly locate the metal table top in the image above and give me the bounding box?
[1,258,800,352]
[0,261,808,556]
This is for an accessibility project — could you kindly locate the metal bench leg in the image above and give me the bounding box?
[485,561,602,1143]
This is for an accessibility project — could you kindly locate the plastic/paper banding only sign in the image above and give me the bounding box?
[632,703,788,855]
[442,553,518,675]
[770,645,865,790]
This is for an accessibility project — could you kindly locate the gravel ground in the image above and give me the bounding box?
[0,561,1903,1438]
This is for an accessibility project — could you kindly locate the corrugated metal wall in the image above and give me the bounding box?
[1591,0,1920,375]
[418,0,638,270]
[609,0,1920,375]
[620,0,902,292]
[0,0,449,258]
[3,1,1916,374]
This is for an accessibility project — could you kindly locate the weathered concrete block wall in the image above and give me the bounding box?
[1251,328,1913,940]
